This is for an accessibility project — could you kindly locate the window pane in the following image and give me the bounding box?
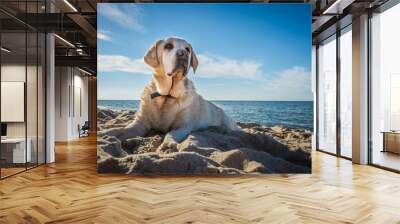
[340,27,352,158]
[1,31,27,177]
[318,35,337,154]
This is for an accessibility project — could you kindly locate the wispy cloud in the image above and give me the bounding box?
[196,54,263,80]
[98,30,112,41]
[98,55,151,74]
[98,4,144,32]
[262,67,312,101]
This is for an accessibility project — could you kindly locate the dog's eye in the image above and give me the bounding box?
[164,43,173,50]
[185,47,190,53]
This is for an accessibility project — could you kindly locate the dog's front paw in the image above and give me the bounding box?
[157,140,179,153]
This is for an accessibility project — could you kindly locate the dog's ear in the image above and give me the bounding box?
[144,39,163,68]
[190,45,198,74]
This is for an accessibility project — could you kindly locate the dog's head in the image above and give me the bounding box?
[144,37,198,77]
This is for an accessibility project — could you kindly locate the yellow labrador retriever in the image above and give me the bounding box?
[101,37,239,152]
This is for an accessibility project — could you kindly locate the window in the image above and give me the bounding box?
[339,26,352,158]
[0,2,46,179]
[316,25,353,159]
[370,2,400,171]
[317,35,337,154]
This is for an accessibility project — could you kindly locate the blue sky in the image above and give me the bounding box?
[98,3,312,101]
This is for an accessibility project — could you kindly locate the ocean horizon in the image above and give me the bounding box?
[98,100,314,130]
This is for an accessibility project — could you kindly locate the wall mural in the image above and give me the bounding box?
[97,3,313,175]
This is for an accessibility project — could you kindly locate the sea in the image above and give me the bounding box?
[98,100,314,130]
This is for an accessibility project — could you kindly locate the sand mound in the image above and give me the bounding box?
[97,108,311,175]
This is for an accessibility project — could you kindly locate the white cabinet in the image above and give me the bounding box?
[1,138,32,163]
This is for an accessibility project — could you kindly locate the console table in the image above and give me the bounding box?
[382,131,400,154]
[1,138,31,164]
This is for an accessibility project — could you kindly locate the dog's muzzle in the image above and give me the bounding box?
[173,60,188,74]
[169,49,189,76]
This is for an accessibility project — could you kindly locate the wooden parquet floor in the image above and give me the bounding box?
[1,136,400,224]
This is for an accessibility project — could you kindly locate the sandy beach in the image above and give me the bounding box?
[97,108,312,174]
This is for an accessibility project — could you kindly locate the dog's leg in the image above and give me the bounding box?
[120,120,149,140]
[157,127,191,153]
[98,119,149,141]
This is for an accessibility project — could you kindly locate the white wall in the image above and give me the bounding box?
[72,73,89,138]
[54,67,89,141]
[55,67,69,141]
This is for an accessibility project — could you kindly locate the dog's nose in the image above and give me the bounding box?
[176,49,187,57]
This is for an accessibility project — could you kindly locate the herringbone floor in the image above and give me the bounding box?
[0,136,400,224]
